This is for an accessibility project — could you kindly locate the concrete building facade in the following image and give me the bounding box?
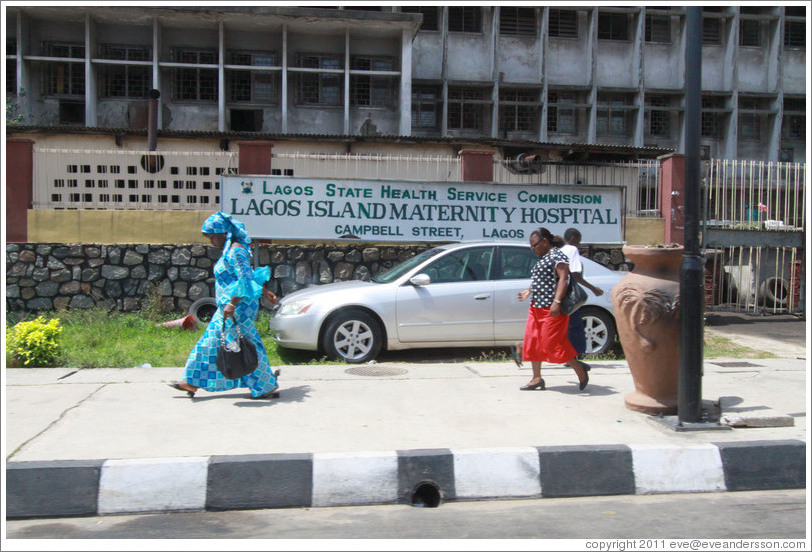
[5,5,807,162]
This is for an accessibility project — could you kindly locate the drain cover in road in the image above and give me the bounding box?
[710,361,765,368]
[345,366,408,377]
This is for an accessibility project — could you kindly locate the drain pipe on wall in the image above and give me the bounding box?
[148,89,160,151]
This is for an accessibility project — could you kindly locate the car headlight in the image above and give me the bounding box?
[277,300,313,316]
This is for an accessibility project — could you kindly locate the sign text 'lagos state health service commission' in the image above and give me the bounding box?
[221,177,623,244]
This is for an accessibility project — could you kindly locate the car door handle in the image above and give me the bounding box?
[474,294,491,300]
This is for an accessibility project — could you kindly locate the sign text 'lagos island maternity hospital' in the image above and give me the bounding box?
[221,177,623,244]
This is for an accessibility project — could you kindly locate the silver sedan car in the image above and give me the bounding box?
[269,241,623,363]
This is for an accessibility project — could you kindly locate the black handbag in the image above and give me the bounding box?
[560,278,588,316]
[216,319,258,380]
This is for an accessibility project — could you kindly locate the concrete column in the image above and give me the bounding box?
[282,25,288,133]
[539,7,548,142]
[85,14,97,127]
[344,30,350,135]
[399,28,412,136]
[460,149,495,182]
[658,153,686,245]
[6,138,35,243]
[237,141,274,175]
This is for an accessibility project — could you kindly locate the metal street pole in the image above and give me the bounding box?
[678,7,704,424]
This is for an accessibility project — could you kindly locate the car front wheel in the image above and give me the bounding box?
[322,309,383,363]
[579,306,617,356]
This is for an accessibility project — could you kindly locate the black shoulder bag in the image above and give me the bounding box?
[216,319,259,380]
[560,278,588,316]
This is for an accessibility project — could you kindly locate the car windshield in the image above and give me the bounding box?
[371,248,444,283]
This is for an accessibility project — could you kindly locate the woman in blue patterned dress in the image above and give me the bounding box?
[168,212,280,399]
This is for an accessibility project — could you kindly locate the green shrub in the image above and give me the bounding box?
[6,316,63,367]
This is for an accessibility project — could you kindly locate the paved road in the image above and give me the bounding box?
[5,489,806,541]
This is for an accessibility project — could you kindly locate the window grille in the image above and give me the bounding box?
[738,97,767,141]
[701,95,727,138]
[596,93,634,136]
[448,7,482,33]
[784,20,805,48]
[47,43,85,58]
[227,51,279,105]
[411,86,441,130]
[598,12,630,41]
[782,114,805,140]
[351,56,397,109]
[172,48,217,101]
[547,91,577,134]
[295,53,343,107]
[645,13,671,43]
[59,101,84,124]
[448,87,488,131]
[702,17,723,44]
[44,43,85,97]
[401,7,439,31]
[7,58,16,93]
[100,45,150,99]
[644,95,671,136]
[739,19,761,46]
[6,37,17,93]
[548,9,578,38]
[500,7,536,37]
[498,89,539,133]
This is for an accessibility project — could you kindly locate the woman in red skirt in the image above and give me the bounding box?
[517,227,590,391]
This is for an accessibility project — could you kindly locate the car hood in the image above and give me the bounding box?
[278,280,379,303]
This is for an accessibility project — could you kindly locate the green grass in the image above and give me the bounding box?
[4,309,337,369]
[6,309,773,368]
[702,334,776,359]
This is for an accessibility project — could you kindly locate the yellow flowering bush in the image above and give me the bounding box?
[6,316,63,367]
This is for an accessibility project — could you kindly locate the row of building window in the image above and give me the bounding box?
[399,6,806,48]
[410,88,805,141]
[11,41,806,139]
[7,43,397,108]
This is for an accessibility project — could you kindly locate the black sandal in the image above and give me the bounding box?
[250,385,280,400]
[168,381,196,398]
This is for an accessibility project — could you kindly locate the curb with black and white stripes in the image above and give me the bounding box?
[6,440,806,519]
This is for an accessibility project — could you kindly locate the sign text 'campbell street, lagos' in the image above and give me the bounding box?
[222,176,623,244]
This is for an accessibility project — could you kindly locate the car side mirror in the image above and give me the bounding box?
[410,273,431,286]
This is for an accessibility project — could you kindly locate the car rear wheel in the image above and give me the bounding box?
[579,306,617,356]
[322,309,383,363]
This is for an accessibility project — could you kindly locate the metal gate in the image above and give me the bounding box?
[702,159,805,315]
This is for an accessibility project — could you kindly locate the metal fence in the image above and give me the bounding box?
[270,152,462,183]
[702,159,806,316]
[704,159,806,231]
[493,158,661,218]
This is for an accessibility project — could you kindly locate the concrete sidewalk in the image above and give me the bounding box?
[5,354,807,519]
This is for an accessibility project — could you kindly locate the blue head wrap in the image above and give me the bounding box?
[201,212,252,256]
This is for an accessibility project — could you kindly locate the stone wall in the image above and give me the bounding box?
[6,243,627,315]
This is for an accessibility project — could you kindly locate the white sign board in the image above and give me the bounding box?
[221,176,624,244]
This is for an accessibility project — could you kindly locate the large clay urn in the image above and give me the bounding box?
[612,245,683,415]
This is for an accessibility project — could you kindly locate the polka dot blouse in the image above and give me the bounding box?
[529,248,570,309]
